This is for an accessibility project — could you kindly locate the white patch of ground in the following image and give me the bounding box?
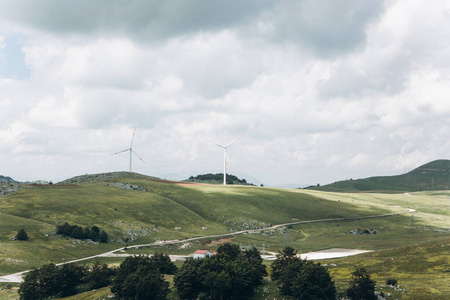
[262,248,372,260]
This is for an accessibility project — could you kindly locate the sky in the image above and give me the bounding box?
[1,0,450,187]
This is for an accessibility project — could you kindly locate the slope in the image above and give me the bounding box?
[308,159,450,192]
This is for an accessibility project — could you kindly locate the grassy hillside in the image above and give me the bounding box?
[308,159,450,192]
[1,172,449,299]
[0,174,401,272]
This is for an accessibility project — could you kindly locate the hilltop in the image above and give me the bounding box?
[0,175,16,183]
[307,159,450,192]
[185,173,253,185]
[57,171,160,184]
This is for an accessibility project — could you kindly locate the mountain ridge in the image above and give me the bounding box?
[307,159,450,192]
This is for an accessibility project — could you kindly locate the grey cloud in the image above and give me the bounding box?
[1,0,383,57]
[318,55,410,98]
[260,0,384,57]
[0,0,274,40]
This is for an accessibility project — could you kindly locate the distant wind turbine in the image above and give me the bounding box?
[208,136,242,185]
[111,129,145,172]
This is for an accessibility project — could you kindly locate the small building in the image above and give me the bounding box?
[193,250,213,259]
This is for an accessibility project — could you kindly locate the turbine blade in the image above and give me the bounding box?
[130,128,136,149]
[132,150,146,163]
[225,135,242,148]
[207,138,225,148]
[111,149,130,155]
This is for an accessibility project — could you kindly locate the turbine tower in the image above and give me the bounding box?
[208,136,241,185]
[111,129,145,172]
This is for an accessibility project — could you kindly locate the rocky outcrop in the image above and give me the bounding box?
[0,183,28,197]
[106,182,150,192]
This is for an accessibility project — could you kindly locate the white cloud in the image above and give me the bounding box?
[1,1,450,186]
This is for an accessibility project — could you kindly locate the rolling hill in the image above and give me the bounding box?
[307,159,450,192]
[1,171,449,298]
[0,175,15,183]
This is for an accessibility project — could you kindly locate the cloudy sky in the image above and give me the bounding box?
[1,0,450,187]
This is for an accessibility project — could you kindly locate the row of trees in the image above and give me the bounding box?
[188,173,249,185]
[19,261,115,299]
[56,222,108,243]
[19,245,378,300]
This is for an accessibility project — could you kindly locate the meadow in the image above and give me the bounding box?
[0,174,449,299]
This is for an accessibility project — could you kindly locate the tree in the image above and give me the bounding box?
[271,247,336,300]
[271,246,297,281]
[288,261,336,300]
[134,269,170,300]
[111,255,170,300]
[19,264,59,299]
[86,260,115,289]
[174,258,204,300]
[56,264,85,297]
[346,267,377,300]
[217,243,241,261]
[150,252,177,275]
[174,244,267,300]
[16,229,29,241]
[99,230,109,243]
[19,269,45,300]
[89,225,100,241]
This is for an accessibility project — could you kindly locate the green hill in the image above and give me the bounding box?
[1,172,450,298]
[0,172,398,272]
[307,159,450,192]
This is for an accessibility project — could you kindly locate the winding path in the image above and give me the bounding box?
[0,209,414,283]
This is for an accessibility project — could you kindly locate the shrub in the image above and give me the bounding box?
[386,278,398,286]
[16,229,29,241]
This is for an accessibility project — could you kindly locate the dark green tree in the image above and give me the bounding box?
[217,243,241,261]
[89,225,100,241]
[16,229,29,241]
[86,260,115,289]
[19,264,59,299]
[288,261,336,300]
[134,269,170,300]
[19,269,45,300]
[174,258,204,300]
[174,244,267,300]
[99,230,109,243]
[71,226,84,239]
[150,252,177,275]
[57,264,85,297]
[271,247,336,300]
[270,246,297,281]
[112,255,170,300]
[346,267,377,300]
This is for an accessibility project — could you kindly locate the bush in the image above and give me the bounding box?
[386,278,398,286]
[15,229,29,241]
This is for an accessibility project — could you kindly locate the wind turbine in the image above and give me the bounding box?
[111,129,145,172]
[208,136,241,185]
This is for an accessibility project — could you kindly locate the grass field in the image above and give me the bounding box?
[0,174,449,299]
